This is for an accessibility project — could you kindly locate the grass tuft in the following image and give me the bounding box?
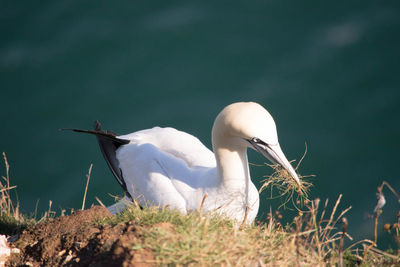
[0,153,58,236]
[0,152,35,235]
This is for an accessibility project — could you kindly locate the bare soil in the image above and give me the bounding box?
[6,206,154,267]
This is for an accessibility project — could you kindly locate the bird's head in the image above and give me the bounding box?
[212,102,301,188]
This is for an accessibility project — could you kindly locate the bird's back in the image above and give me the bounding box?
[118,127,216,168]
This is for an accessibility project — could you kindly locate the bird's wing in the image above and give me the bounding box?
[116,142,191,213]
[118,127,216,168]
[114,126,217,211]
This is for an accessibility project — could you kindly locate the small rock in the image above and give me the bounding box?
[64,254,73,263]
[29,241,38,247]
[58,249,66,256]
[11,248,20,254]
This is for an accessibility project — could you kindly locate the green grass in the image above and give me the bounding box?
[0,213,34,236]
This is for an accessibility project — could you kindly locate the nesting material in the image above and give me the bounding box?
[259,162,313,205]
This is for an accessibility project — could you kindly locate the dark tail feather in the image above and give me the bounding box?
[61,127,130,146]
[62,121,132,199]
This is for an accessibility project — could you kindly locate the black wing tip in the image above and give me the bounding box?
[60,120,102,133]
[59,128,86,133]
[60,120,101,133]
[61,123,129,144]
[62,120,133,200]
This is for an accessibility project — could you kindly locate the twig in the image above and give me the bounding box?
[369,246,400,260]
[48,200,53,218]
[240,205,249,228]
[132,198,141,209]
[339,217,348,267]
[363,180,400,262]
[380,181,400,204]
[34,199,40,220]
[310,199,322,258]
[95,196,106,209]
[362,210,380,262]
[81,164,93,210]
[318,199,329,232]
[199,193,207,215]
[2,152,12,214]
[295,142,308,170]
[295,216,301,267]
[0,185,17,193]
[327,206,352,241]
[321,194,342,242]
[345,239,374,251]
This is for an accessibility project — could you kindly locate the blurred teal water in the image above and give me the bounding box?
[1,1,400,246]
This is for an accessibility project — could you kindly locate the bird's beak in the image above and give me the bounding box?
[248,139,301,188]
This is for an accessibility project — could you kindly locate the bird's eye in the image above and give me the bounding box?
[252,137,260,143]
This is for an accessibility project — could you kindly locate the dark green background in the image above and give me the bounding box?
[1,1,400,247]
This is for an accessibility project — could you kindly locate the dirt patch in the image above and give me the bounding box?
[151,222,175,233]
[6,206,154,267]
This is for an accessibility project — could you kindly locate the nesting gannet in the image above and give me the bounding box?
[66,102,300,223]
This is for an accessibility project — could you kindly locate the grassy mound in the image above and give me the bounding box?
[1,152,400,266]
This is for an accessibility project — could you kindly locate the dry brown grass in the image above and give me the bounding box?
[0,152,34,235]
[0,152,19,220]
[259,162,313,205]
[258,145,314,208]
[361,180,400,264]
[81,164,93,210]
[291,195,353,265]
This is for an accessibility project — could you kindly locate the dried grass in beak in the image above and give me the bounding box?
[258,149,314,209]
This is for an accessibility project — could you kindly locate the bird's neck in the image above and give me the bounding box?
[214,144,251,190]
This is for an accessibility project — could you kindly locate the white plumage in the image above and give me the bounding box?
[104,102,300,224]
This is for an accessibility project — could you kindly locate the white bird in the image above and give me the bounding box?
[67,102,300,224]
